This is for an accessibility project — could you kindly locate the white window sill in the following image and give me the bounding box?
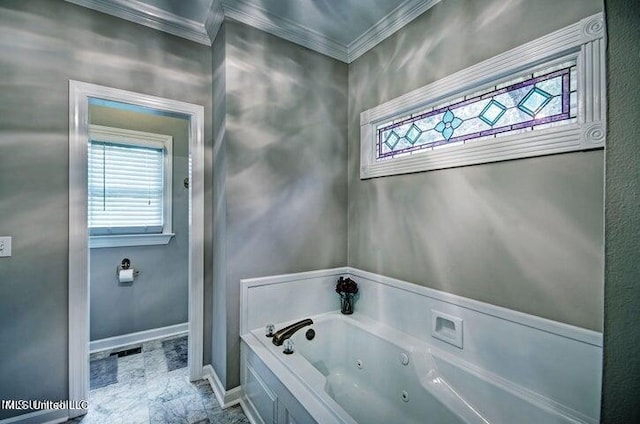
[90,233,175,249]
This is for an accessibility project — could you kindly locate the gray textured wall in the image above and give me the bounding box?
[0,0,211,420]
[88,105,189,341]
[211,24,228,382]
[212,20,348,389]
[347,0,605,331]
[601,0,640,421]
[0,0,620,418]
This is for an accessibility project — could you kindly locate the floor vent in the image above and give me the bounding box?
[110,346,142,357]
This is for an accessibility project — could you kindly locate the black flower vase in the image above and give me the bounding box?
[339,292,355,315]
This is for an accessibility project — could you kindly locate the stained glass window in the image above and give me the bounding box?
[376,62,577,160]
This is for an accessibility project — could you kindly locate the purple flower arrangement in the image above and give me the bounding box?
[336,277,358,314]
[335,276,358,294]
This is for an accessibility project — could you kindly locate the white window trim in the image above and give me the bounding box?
[360,13,605,179]
[88,124,175,248]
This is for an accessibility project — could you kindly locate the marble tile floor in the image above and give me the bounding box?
[66,335,249,424]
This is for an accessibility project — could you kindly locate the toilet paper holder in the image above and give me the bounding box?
[116,258,140,282]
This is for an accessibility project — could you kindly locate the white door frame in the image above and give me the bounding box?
[68,80,204,417]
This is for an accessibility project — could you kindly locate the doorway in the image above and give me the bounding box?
[68,81,204,418]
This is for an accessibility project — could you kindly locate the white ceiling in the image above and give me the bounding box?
[64,0,441,62]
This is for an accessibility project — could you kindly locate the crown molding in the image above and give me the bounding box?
[64,0,212,46]
[222,0,348,62]
[348,0,442,62]
[206,0,225,44]
[64,0,442,62]
[221,0,440,63]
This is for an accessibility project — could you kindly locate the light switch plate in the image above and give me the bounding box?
[0,236,12,257]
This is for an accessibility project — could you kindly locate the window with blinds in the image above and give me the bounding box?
[88,125,173,241]
[89,141,164,235]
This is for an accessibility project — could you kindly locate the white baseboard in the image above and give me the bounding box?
[89,322,188,353]
[202,364,242,409]
[0,409,68,424]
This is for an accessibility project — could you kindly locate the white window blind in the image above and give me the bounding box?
[88,140,165,235]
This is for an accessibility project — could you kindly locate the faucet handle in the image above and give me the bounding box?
[283,339,295,355]
[265,323,275,337]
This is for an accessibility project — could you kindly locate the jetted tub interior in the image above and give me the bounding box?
[246,312,589,424]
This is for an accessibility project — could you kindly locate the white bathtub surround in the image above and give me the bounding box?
[240,267,602,424]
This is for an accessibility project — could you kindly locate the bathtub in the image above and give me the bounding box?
[241,312,588,424]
